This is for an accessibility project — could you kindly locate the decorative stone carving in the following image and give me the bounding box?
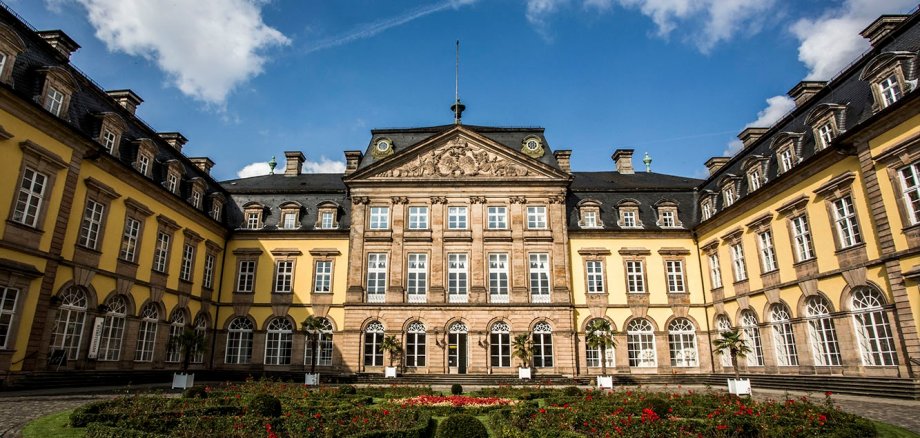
[509,196,527,204]
[376,140,531,178]
[351,196,370,205]
[430,196,448,204]
[469,196,486,204]
[548,195,566,204]
[391,196,409,204]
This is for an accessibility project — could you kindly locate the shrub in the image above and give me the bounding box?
[182,386,207,399]
[436,414,488,438]
[644,396,671,418]
[85,423,166,438]
[451,384,463,395]
[562,386,581,396]
[339,384,357,395]
[248,394,282,418]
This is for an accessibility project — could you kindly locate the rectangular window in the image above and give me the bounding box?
[190,191,201,209]
[622,210,637,227]
[833,196,862,248]
[791,215,814,262]
[137,154,150,176]
[666,260,685,293]
[274,260,294,293]
[46,87,64,116]
[0,287,18,349]
[0,53,6,78]
[880,74,902,108]
[661,210,675,227]
[179,243,195,282]
[406,254,427,302]
[203,254,215,289]
[447,206,467,229]
[529,253,550,302]
[102,129,118,154]
[166,173,178,194]
[586,260,604,293]
[313,260,332,293]
[527,206,547,229]
[407,206,428,229]
[583,211,598,228]
[626,260,645,293]
[13,167,47,227]
[723,187,735,207]
[817,122,834,149]
[731,243,747,282]
[709,253,722,289]
[119,217,140,262]
[78,199,105,250]
[237,260,255,292]
[152,232,170,273]
[366,253,387,302]
[779,149,794,173]
[488,206,507,229]
[702,202,713,220]
[489,253,509,302]
[282,212,298,229]
[211,203,222,221]
[899,163,920,225]
[758,230,778,273]
[369,207,389,230]
[749,169,762,191]
[448,253,468,303]
[245,212,261,229]
[321,211,334,229]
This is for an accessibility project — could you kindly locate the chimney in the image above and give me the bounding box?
[344,150,362,175]
[284,151,305,176]
[612,149,635,174]
[861,15,909,48]
[788,81,827,107]
[705,157,731,176]
[189,157,215,175]
[737,127,769,148]
[106,89,143,115]
[158,132,188,152]
[37,30,80,60]
[553,150,572,174]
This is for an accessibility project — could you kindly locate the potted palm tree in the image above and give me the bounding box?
[168,328,206,389]
[302,315,325,385]
[380,335,402,378]
[585,319,616,389]
[512,333,533,379]
[713,329,753,395]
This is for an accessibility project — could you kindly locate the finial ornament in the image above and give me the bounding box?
[643,152,652,173]
[268,156,277,174]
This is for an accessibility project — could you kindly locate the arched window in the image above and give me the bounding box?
[265,318,294,365]
[134,303,159,362]
[490,321,511,368]
[51,287,88,360]
[805,296,841,366]
[191,314,208,364]
[586,319,615,368]
[305,317,333,366]
[668,318,698,367]
[716,316,733,367]
[225,317,253,364]
[770,304,798,367]
[364,321,385,366]
[740,311,764,366]
[405,321,426,367]
[852,288,897,366]
[532,322,553,367]
[627,318,656,367]
[98,295,127,361]
[165,310,186,363]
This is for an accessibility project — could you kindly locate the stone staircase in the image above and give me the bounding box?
[353,373,576,386]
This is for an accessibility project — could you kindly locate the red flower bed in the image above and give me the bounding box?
[394,395,517,407]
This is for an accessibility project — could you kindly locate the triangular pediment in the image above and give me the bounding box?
[346,126,571,182]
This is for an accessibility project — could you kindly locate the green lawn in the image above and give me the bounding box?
[21,409,84,438]
[875,420,920,438]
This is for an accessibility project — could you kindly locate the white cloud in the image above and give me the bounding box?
[71,0,289,105]
[723,95,794,155]
[236,156,346,178]
[790,0,916,80]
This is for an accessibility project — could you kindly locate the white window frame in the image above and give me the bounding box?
[529,253,550,302]
[102,128,118,154]
[791,215,815,262]
[708,253,722,289]
[527,206,547,229]
[97,296,126,361]
[78,199,105,250]
[281,211,298,230]
[702,202,713,220]
[627,319,657,368]
[405,322,426,367]
[225,317,253,364]
[489,253,509,303]
[730,243,747,282]
[852,289,897,366]
[203,253,215,289]
[320,211,334,229]
[447,206,468,230]
[447,253,468,303]
[585,260,605,294]
[583,210,598,228]
[166,173,179,194]
[805,296,841,366]
[407,206,428,230]
[0,287,19,349]
[236,260,255,292]
[749,169,762,191]
[487,206,508,229]
[245,211,261,229]
[622,210,637,228]
[666,260,685,293]
[179,243,195,282]
[369,206,389,230]
[740,312,764,367]
[779,148,794,173]
[274,260,294,293]
[152,231,170,273]
[668,318,698,367]
[46,86,64,116]
[879,74,902,108]
[210,202,222,221]
[661,210,676,227]
[770,305,799,367]
[532,322,554,367]
[313,260,332,293]
[13,167,47,228]
[366,253,387,303]
[190,190,201,209]
[137,154,150,177]
[406,253,427,303]
[833,196,862,248]
[757,230,777,273]
[722,186,735,207]
[134,304,158,362]
[898,163,920,225]
[626,260,645,293]
[264,318,294,365]
[817,122,834,149]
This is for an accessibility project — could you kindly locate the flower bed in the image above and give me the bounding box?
[393,395,517,407]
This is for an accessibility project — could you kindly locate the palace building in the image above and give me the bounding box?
[0,4,919,391]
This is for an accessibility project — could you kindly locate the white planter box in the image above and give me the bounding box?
[385,367,397,378]
[596,376,613,389]
[518,367,531,379]
[727,378,751,395]
[304,373,320,386]
[172,372,195,389]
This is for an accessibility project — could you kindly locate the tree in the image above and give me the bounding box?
[512,333,532,368]
[168,328,206,373]
[380,335,402,368]
[302,315,326,375]
[712,329,752,379]
[585,319,617,376]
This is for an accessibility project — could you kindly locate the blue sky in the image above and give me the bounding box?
[6,0,917,180]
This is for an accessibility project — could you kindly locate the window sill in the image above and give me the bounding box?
[117,258,139,267]
[792,257,817,267]
[834,242,866,255]
[233,291,254,294]
[5,219,44,234]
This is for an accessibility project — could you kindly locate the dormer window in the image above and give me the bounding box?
[190,191,201,209]
[771,132,804,175]
[861,51,915,112]
[134,139,156,178]
[879,74,902,107]
[164,160,184,195]
[779,148,794,173]
[242,203,264,229]
[623,211,637,227]
[576,199,603,229]
[806,103,847,151]
[616,199,642,229]
[101,129,117,153]
[748,169,762,191]
[279,202,301,230]
[321,212,334,229]
[701,199,714,221]
[96,113,126,156]
[0,24,26,85]
[188,177,205,210]
[39,67,77,119]
[45,87,64,116]
[722,186,735,207]
[717,175,741,209]
[740,155,768,194]
[315,201,340,230]
[166,173,178,193]
[209,196,223,221]
[817,122,834,148]
[654,200,682,229]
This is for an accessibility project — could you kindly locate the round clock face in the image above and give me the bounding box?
[526,139,539,151]
[376,140,389,152]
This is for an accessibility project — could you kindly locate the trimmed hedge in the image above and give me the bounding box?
[249,394,282,417]
[85,423,167,438]
[436,414,488,438]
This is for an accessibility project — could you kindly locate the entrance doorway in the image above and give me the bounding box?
[447,322,468,374]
